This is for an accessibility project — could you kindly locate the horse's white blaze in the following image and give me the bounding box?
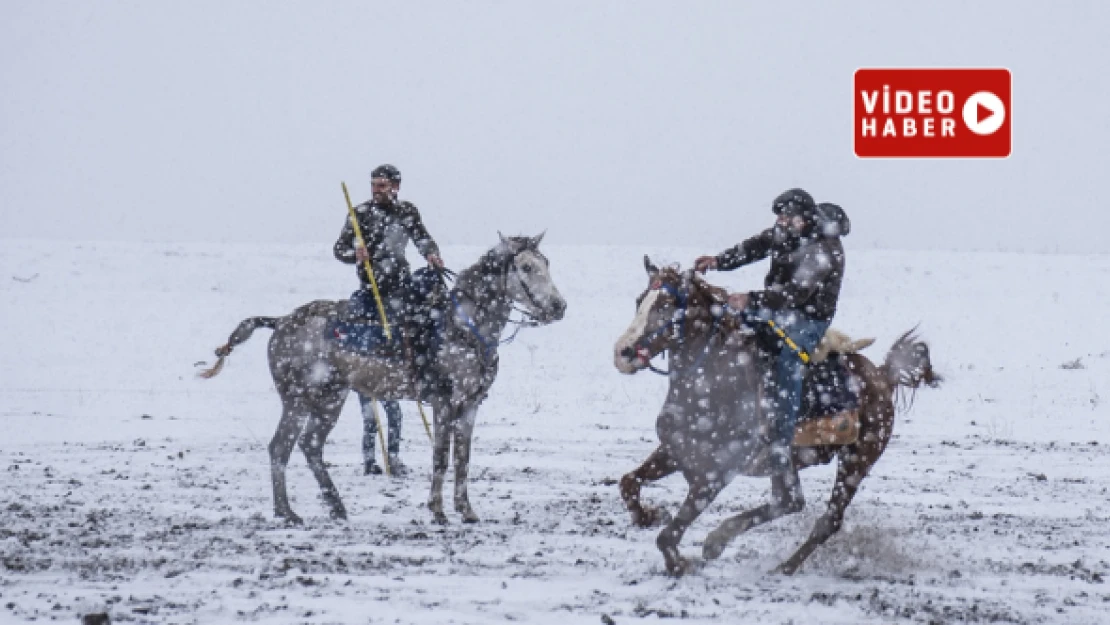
[613,289,660,373]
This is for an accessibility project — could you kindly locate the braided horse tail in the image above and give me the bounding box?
[196,316,279,379]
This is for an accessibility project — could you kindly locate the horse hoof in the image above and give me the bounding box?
[772,561,799,576]
[664,555,705,577]
[702,533,727,561]
[432,512,449,525]
[664,556,690,578]
[461,512,480,524]
[330,508,348,522]
[632,506,670,529]
[277,512,303,526]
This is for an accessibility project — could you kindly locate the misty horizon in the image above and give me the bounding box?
[2,1,1107,255]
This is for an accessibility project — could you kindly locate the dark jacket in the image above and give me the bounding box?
[334,199,440,291]
[715,228,845,321]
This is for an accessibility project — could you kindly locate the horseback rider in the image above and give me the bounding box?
[334,164,446,473]
[693,188,847,511]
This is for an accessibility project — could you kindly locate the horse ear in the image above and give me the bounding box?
[530,231,546,248]
[644,254,659,276]
[498,230,507,244]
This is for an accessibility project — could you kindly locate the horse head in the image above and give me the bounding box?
[613,255,731,374]
[496,231,567,324]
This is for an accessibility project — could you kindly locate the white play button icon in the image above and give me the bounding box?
[962,91,1006,135]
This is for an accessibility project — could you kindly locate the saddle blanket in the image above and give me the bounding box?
[800,352,861,420]
[793,410,860,447]
[325,319,405,358]
[326,267,448,359]
[793,352,863,447]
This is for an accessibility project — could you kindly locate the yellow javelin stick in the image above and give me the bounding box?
[342,182,391,340]
[369,401,391,476]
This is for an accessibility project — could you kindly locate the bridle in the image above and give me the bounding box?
[439,249,550,364]
[629,278,722,377]
[507,257,548,324]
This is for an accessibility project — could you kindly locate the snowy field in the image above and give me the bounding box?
[1,239,1108,624]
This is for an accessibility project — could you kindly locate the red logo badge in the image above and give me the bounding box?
[854,68,1011,158]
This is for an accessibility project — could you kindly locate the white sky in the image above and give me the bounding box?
[2,1,1107,254]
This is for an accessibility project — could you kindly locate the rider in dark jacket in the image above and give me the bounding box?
[694,188,848,510]
[335,164,446,473]
[334,164,443,314]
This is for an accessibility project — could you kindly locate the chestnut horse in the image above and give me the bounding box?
[613,258,940,575]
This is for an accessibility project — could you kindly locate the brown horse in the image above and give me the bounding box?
[613,258,940,575]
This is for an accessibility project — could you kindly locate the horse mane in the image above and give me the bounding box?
[653,265,729,309]
[690,273,729,306]
[648,266,744,341]
[454,236,540,293]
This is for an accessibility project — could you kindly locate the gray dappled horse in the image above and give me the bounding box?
[199,234,566,525]
[613,259,940,575]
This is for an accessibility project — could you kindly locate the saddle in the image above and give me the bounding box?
[326,311,406,359]
[791,329,872,447]
[325,267,447,361]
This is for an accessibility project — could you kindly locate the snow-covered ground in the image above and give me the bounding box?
[1,239,1108,624]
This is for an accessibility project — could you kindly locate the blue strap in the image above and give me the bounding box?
[450,291,498,363]
[639,283,721,377]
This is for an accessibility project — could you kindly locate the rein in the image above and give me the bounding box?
[507,258,548,330]
[436,252,544,364]
[636,282,723,378]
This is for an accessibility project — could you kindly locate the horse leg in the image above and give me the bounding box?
[620,445,678,528]
[427,401,453,525]
[774,364,896,576]
[656,478,723,576]
[775,442,883,575]
[452,405,480,523]
[702,466,806,562]
[269,403,308,525]
[298,398,347,521]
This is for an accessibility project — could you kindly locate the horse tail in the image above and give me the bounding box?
[880,326,943,410]
[196,316,279,379]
